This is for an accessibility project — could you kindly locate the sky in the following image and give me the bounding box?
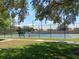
[15,0,79,29]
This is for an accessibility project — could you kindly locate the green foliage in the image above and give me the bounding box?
[0,42,79,59]
[0,19,11,29]
[0,0,79,27]
[32,0,79,24]
[0,0,28,23]
[0,10,11,29]
[57,23,68,31]
[5,0,28,22]
[25,27,34,32]
[0,0,79,25]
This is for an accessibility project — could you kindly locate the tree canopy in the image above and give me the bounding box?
[0,0,28,23]
[0,0,79,26]
[0,1,11,29]
[32,0,79,24]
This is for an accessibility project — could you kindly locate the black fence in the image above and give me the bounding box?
[0,24,79,39]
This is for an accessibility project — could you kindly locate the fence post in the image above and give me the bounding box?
[39,25,40,39]
[10,26,12,38]
[50,24,52,39]
[64,30,66,39]
[4,28,5,39]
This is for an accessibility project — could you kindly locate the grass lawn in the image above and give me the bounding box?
[0,42,79,59]
[0,38,79,59]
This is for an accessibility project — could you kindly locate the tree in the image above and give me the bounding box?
[57,23,68,31]
[31,0,79,39]
[0,10,11,29]
[32,0,79,24]
[24,26,34,32]
[0,19,11,29]
[0,0,28,24]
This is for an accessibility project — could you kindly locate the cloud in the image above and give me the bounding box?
[27,23,58,30]
[68,23,79,28]
[14,22,25,28]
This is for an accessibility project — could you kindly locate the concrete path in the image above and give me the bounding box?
[0,39,79,48]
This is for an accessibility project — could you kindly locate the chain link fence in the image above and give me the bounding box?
[0,23,79,39]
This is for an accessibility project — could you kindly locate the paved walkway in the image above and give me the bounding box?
[0,39,79,48]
